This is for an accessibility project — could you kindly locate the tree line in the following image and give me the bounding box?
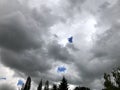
[20,67,120,90]
[21,76,90,90]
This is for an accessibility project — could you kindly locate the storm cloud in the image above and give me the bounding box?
[0,83,15,90]
[0,0,120,90]
[0,0,75,81]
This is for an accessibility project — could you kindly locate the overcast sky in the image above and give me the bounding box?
[0,0,119,90]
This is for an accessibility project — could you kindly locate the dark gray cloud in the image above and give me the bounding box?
[0,0,75,85]
[47,41,74,62]
[84,2,120,89]
[0,0,55,79]
[0,83,15,90]
[66,44,79,51]
[67,0,85,14]
[92,24,120,67]
[0,12,41,52]
[80,1,120,89]
[1,49,52,74]
[93,0,120,64]
[50,0,86,21]
[31,6,59,28]
[76,1,120,89]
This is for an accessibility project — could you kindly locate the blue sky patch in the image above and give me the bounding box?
[68,36,73,43]
[17,80,24,86]
[57,66,67,73]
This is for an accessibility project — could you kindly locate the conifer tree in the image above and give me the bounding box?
[37,79,42,90]
[23,76,31,90]
[44,80,49,90]
[59,76,68,90]
[52,84,57,90]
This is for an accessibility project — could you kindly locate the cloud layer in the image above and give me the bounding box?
[0,0,119,90]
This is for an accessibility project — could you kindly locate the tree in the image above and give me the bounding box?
[74,86,90,90]
[37,79,42,90]
[52,84,58,90]
[59,76,68,90]
[103,73,115,90]
[103,68,120,90]
[23,76,31,90]
[44,80,49,90]
[74,87,80,90]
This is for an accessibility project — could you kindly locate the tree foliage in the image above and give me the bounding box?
[59,76,68,90]
[52,84,58,90]
[103,68,120,90]
[23,76,31,90]
[37,79,42,90]
[44,80,49,90]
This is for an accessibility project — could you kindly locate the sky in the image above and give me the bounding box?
[0,0,119,90]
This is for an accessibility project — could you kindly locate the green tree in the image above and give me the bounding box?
[44,80,49,90]
[23,76,31,90]
[103,68,120,90]
[59,76,68,90]
[52,84,57,90]
[37,79,42,90]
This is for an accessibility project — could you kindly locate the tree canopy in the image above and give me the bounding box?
[103,68,120,90]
